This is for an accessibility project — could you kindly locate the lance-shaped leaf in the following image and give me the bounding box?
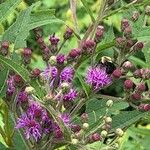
[0,0,22,23]
[0,55,45,99]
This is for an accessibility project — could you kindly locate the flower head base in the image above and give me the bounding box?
[86,66,111,90]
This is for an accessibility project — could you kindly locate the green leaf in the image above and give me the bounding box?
[75,72,90,98]
[0,55,29,81]
[2,4,35,49]
[86,99,128,125]
[0,55,45,99]
[29,9,64,30]
[111,110,149,131]
[2,7,64,49]
[0,68,8,98]
[0,0,22,23]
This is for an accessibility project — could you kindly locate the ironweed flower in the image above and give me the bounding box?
[86,66,111,90]
[16,114,42,141]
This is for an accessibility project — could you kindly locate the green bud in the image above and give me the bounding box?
[25,86,35,94]
[101,130,108,138]
[105,117,112,124]
[49,56,57,66]
[71,138,79,145]
[115,128,124,137]
[82,123,89,130]
[106,100,113,107]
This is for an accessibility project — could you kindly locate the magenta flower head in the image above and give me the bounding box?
[56,54,66,64]
[17,91,28,104]
[60,66,74,82]
[63,89,78,101]
[86,66,111,90]
[49,34,60,45]
[27,102,44,119]
[16,114,42,141]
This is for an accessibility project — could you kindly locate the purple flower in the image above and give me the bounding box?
[60,67,74,82]
[57,54,65,64]
[16,114,42,141]
[7,76,15,96]
[86,66,111,90]
[59,113,71,126]
[63,89,78,101]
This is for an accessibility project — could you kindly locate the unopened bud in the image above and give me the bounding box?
[0,41,9,56]
[124,26,132,38]
[132,11,140,21]
[121,19,130,31]
[91,133,101,142]
[115,37,126,49]
[14,74,23,87]
[101,130,108,138]
[122,61,134,71]
[94,25,104,43]
[30,68,41,79]
[133,69,142,78]
[25,87,35,94]
[81,113,89,123]
[71,138,79,145]
[42,47,51,62]
[131,92,141,101]
[112,69,122,78]
[71,125,81,133]
[145,6,150,16]
[124,79,134,90]
[81,40,96,53]
[49,56,57,66]
[133,42,144,51]
[115,128,124,137]
[82,123,89,130]
[106,100,113,107]
[137,83,146,92]
[63,27,73,40]
[68,48,81,59]
[105,117,112,124]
